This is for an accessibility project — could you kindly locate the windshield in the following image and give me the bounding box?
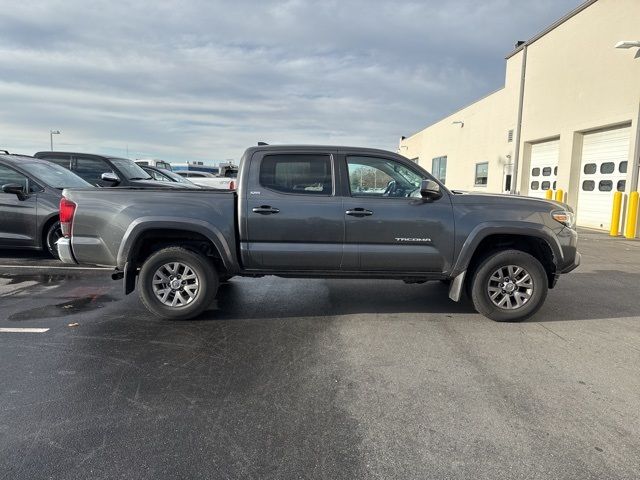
[161,169,194,184]
[110,158,152,180]
[21,162,92,189]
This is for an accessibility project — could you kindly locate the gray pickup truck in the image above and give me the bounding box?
[57,145,579,322]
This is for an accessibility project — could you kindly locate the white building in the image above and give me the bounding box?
[399,0,640,235]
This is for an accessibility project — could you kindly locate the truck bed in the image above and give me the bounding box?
[62,188,237,268]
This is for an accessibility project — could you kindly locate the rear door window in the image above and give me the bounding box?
[39,154,72,169]
[259,154,333,195]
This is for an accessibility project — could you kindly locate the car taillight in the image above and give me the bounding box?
[59,197,76,238]
[229,180,236,190]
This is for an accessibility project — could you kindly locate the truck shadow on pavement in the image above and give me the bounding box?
[208,278,476,321]
[530,270,640,323]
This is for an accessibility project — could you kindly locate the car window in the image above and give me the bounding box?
[75,157,114,185]
[39,155,72,169]
[0,164,28,191]
[260,154,333,195]
[109,158,152,180]
[144,168,169,182]
[347,156,423,198]
[162,169,193,184]
[20,162,92,189]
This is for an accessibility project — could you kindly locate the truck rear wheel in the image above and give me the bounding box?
[138,247,218,320]
[470,249,548,322]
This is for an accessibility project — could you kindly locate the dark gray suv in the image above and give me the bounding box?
[0,152,92,257]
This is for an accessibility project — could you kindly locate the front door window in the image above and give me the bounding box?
[347,156,423,198]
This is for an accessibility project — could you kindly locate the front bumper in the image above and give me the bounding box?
[560,251,581,273]
[56,238,77,264]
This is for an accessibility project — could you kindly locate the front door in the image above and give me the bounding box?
[0,164,37,247]
[243,150,344,270]
[342,154,454,273]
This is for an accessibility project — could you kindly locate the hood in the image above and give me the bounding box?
[450,191,570,211]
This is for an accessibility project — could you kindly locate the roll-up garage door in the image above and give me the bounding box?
[577,126,630,230]
[528,140,559,199]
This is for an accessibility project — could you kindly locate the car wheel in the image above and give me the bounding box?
[470,249,548,322]
[138,247,218,320]
[45,221,62,259]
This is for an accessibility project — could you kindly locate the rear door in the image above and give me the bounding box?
[0,163,37,247]
[243,149,344,270]
[340,152,454,273]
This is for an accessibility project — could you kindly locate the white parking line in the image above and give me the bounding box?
[0,328,50,333]
[0,265,109,270]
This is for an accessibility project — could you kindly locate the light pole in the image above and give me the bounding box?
[50,130,61,150]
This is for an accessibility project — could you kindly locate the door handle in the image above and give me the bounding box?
[345,208,373,217]
[252,205,280,215]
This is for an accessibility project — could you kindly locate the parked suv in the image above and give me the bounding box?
[0,151,92,257]
[34,151,182,188]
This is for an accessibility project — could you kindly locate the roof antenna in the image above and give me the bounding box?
[257,142,269,146]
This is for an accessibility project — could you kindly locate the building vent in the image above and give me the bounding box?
[507,129,514,142]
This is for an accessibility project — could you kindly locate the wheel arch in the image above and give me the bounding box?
[117,218,237,274]
[453,223,561,288]
[40,213,60,251]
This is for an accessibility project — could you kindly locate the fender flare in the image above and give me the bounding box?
[451,221,563,277]
[116,216,236,272]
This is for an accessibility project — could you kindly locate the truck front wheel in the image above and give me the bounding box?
[470,249,548,322]
[138,247,218,320]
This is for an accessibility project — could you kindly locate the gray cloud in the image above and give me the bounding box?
[0,0,583,162]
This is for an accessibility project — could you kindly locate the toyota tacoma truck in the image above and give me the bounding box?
[57,145,580,322]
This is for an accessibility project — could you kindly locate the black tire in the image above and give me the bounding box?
[470,249,548,322]
[45,221,62,259]
[138,247,218,320]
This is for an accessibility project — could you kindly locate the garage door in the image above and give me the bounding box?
[528,140,559,198]
[577,126,630,230]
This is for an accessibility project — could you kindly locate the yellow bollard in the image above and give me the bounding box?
[609,191,623,236]
[545,189,553,200]
[625,191,639,239]
[554,189,564,203]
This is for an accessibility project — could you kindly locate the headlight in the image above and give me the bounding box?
[552,210,575,228]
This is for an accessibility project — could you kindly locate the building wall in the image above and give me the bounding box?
[516,0,640,208]
[399,0,640,233]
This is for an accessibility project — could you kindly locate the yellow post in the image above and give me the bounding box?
[625,191,639,239]
[545,189,553,200]
[609,191,623,236]
[554,189,564,203]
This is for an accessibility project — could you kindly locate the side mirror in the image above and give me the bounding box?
[2,183,28,200]
[420,179,442,200]
[101,172,120,185]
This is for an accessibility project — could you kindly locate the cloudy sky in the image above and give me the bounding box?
[0,0,583,164]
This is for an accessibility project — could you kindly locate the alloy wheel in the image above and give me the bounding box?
[152,262,200,307]
[487,264,534,310]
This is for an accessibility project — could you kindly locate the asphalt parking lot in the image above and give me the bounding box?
[1,231,639,480]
